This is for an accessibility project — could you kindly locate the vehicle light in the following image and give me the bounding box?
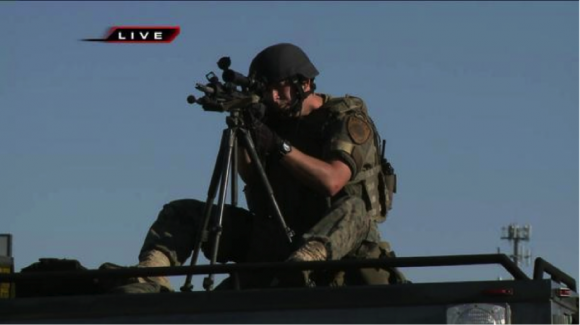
[482,288,513,296]
[447,303,511,324]
[556,288,571,297]
[0,234,13,299]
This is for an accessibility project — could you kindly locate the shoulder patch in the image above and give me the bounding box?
[347,115,371,144]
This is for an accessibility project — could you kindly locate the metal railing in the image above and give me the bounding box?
[0,254,531,286]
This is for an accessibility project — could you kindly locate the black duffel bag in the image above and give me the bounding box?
[16,258,100,297]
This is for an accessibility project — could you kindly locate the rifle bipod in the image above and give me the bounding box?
[180,110,294,292]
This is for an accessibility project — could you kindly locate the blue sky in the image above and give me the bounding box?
[1,2,577,290]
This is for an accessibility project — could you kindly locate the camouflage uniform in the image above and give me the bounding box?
[139,94,400,289]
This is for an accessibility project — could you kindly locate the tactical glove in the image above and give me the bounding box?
[243,104,284,159]
[244,103,267,122]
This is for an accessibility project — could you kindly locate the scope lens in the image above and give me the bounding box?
[217,57,231,70]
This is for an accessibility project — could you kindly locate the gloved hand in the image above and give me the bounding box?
[244,103,267,123]
[243,103,283,159]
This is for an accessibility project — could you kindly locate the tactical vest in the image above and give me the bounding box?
[324,95,396,223]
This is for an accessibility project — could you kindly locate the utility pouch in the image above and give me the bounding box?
[382,158,397,212]
[375,155,396,222]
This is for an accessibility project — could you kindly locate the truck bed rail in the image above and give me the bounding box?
[0,253,531,286]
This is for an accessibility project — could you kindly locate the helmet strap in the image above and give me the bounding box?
[288,77,315,118]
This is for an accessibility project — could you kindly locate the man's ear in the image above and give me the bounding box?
[302,79,312,92]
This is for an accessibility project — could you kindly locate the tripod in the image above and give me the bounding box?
[180,109,295,292]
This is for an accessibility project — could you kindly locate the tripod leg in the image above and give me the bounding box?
[180,129,228,292]
[231,134,238,208]
[239,129,295,243]
[204,127,237,291]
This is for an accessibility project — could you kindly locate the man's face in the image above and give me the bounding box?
[263,80,294,112]
[261,79,313,120]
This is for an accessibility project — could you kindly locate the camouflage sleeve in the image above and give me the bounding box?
[322,111,374,180]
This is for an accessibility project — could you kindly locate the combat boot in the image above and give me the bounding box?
[134,250,174,292]
[98,250,174,294]
[271,240,328,288]
[286,240,328,262]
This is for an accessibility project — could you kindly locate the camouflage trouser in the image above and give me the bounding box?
[139,196,400,288]
[138,199,289,267]
[304,196,406,286]
[323,240,407,286]
[302,195,371,260]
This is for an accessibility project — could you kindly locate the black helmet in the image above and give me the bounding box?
[249,43,319,84]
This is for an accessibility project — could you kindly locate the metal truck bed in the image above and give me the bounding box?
[0,254,577,324]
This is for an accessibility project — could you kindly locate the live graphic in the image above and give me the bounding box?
[83,26,180,43]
